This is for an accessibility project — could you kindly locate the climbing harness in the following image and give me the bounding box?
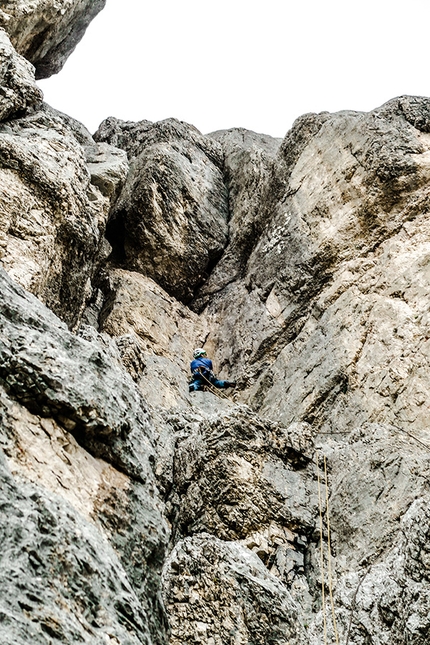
[316,454,340,645]
[190,368,234,403]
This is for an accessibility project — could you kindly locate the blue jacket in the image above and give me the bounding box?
[190,357,213,378]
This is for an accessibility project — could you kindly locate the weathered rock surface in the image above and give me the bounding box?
[0,267,157,479]
[3,84,430,645]
[207,97,430,435]
[163,534,306,645]
[0,0,106,78]
[194,127,282,302]
[97,267,208,408]
[302,425,430,645]
[95,117,229,303]
[0,27,43,121]
[0,104,127,327]
[0,266,170,644]
[0,448,155,645]
[170,407,315,543]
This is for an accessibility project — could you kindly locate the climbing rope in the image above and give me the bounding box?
[316,454,328,645]
[315,423,430,645]
[318,424,430,452]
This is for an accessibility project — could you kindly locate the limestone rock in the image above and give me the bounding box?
[94,116,157,159]
[0,389,170,645]
[86,141,129,201]
[0,105,128,327]
[0,267,171,644]
[204,98,430,440]
[0,0,106,79]
[95,117,229,303]
[194,127,282,303]
[327,422,430,568]
[0,28,43,121]
[45,106,130,202]
[162,534,307,645]
[3,88,430,645]
[97,267,209,408]
[303,427,430,645]
[0,266,156,480]
[0,449,157,645]
[170,407,316,543]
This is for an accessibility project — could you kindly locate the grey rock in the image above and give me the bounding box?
[0,266,156,481]
[94,116,156,159]
[0,268,171,643]
[0,449,156,645]
[162,534,307,645]
[194,127,282,305]
[169,405,316,592]
[97,267,209,408]
[3,89,430,645]
[96,117,229,303]
[0,0,106,79]
[43,105,130,202]
[204,98,430,437]
[86,141,129,201]
[309,495,430,645]
[0,28,43,121]
[0,106,108,327]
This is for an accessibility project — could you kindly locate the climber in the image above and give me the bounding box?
[189,348,236,393]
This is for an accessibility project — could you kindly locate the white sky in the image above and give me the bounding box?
[38,0,430,139]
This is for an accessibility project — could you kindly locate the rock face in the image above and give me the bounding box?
[1,12,430,642]
[0,267,169,644]
[95,117,229,303]
[0,103,128,327]
[196,127,283,301]
[97,267,209,408]
[163,535,306,645]
[0,0,106,78]
[207,97,430,427]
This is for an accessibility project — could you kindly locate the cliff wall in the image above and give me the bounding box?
[1,5,430,645]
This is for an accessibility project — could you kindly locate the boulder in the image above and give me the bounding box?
[0,28,43,121]
[0,105,127,327]
[95,117,229,303]
[170,408,316,543]
[0,0,106,78]
[194,127,282,304]
[94,116,156,159]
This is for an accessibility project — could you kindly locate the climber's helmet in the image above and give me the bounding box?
[193,348,207,359]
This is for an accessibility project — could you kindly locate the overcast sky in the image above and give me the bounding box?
[38,0,430,139]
